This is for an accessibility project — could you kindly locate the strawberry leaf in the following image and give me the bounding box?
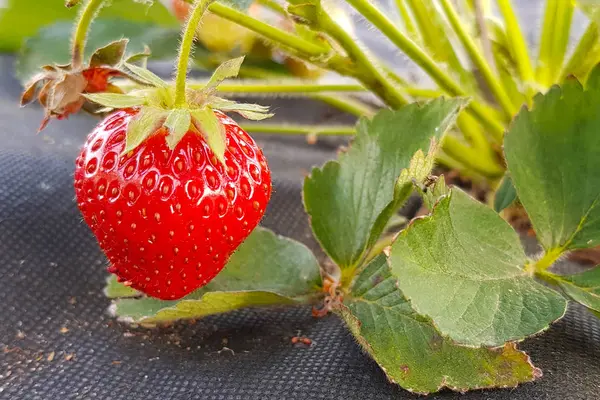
[338,255,540,394]
[303,98,466,270]
[191,107,227,164]
[389,188,567,347]
[558,267,600,313]
[107,227,321,323]
[494,173,517,212]
[164,108,192,149]
[505,74,600,252]
[89,38,129,68]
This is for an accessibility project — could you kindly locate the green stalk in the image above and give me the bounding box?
[208,2,328,57]
[317,11,408,108]
[439,0,516,119]
[241,123,355,136]
[190,81,368,93]
[395,0,419,41]
[255,0,287,15]
[496,0,534,84]
[71,0,105,68]
[537,0,574,85]
[441,135,504,178]
[560,22,599,81]
[343,0,504,139]
[311,94,377,117]
[174,0,216,107]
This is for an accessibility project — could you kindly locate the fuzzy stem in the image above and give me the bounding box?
[174,0,216,107]
[71,0,105,68]
[496,0,535,84]
[311,94,377,117]
[190,81,368,93]
[343,0,505,138]
[440,0,516,119]
[560,22,599,81]
[532,247,565,272]
[241,123,355,136]
[395,0,418,41]
[473,0,495,73]
[441,135,504,178]
[207,2,328,57]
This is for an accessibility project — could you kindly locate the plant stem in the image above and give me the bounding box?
[441,135,504,178]
[311,94,377,117]
[189,81,367,93]
[533,247,565,272]
[440,0,516,119]
[496,0,535,84]
[537,0,574,85]
[343,0,504,138]
[207,2,328,57]
[317,11,408,109]
[175,0,216,107]
[255,0,286,15]
[71,0,105,68]
[560,22,599,81]
[395,0,418,41]
[240,123,355,136]
[473,0,495,73]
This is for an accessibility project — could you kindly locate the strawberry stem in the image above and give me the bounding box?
[174,0,217,107]
[71,0,106,68]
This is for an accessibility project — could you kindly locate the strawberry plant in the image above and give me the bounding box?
[16,0,600,396]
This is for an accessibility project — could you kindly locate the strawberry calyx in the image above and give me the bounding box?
[20,38,151,131]
[84,56,273,164]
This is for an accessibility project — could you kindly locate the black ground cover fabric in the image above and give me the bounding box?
[0,54,599,399]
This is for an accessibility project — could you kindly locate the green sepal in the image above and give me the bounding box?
[191,107,227,164]
[123,106,167,155]
[83,93,147,108]
[204,56,245,95]
[164,108,192,149]
[124,62,166,87]
[208,97,274,120]
[89,39,129,68]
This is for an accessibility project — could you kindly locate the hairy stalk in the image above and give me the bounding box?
[442,135,503,178]
[190,81,367,93]
[440,0,516,119]
[395,0,418,41]
[560,22,599,81]
[532,247,565,273]
[496,0,534,84]
[343,0,504,139]
[175,0,216,106]
[537,0,574,85]
[241,123,355,136]
[311,94,377,117]
[473,0,495,73]
[317,11,408,109]
[71,0,105,68]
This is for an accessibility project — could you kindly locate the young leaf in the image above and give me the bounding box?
[505,76,600,252]
[389,188,567,347]
[109,227,321,323]
[557,267,600,313]
[303,98,465,270]
[494,173,517,212]
[125,62,167,88]
[337,255,539,394]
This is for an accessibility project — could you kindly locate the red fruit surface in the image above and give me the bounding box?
[74,109,272,300]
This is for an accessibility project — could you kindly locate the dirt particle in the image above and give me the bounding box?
[59,327,69,334]
[64,353,75,361]
[47,352,55,362]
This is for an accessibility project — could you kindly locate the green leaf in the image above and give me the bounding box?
[125,62,167,87]
[0,0,177,53]
[191,107,226,164]
[504,78,600,252]
[123,106,167,154]
[89,38,129,67]
[164,108,192,149]
[109,227,321,323]
[337,255,539,395]
[303,98,465,269]
[494,173,517,212]
[389,188,567,347]
[558,267,600,313]
[16,19,180,83]
[83,93,146,108]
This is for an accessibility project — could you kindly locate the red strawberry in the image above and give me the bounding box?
[74,108,272,299]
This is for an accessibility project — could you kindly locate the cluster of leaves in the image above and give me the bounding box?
[108,67,600,393]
